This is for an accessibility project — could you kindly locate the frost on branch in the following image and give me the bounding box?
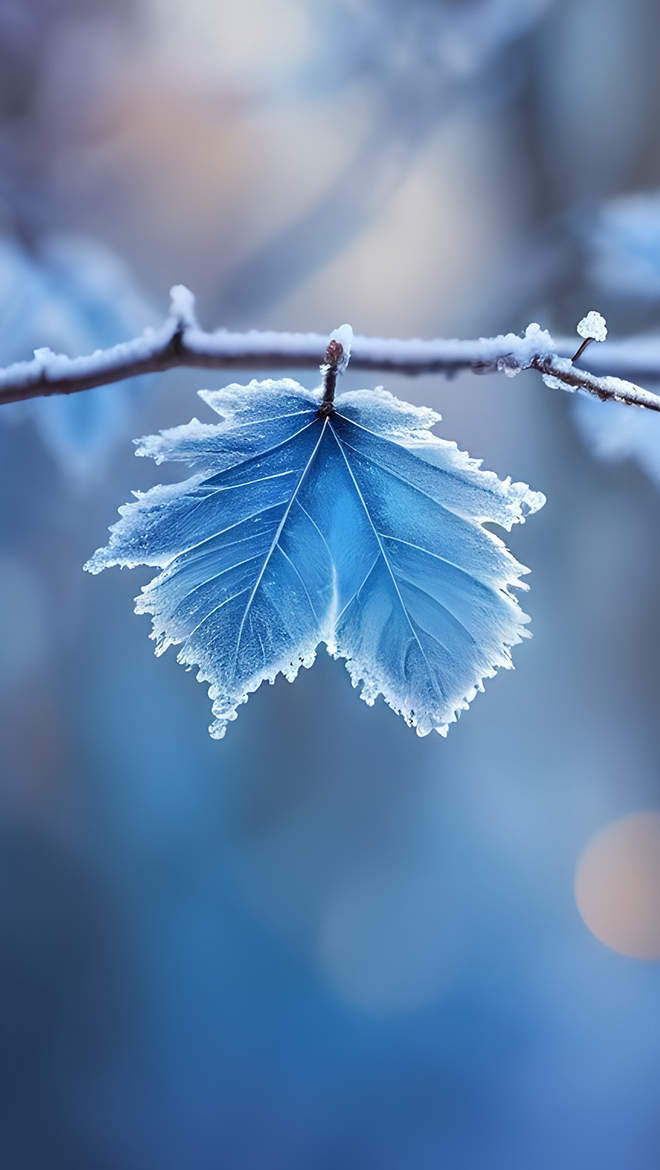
[3,301,660,416]
[86,374,544,739]
[536,310,660,413]
[169,284,199,331]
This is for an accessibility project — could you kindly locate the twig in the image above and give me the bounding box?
[318,324,353,417]
[1,286,660,413]
[532,355,660,413]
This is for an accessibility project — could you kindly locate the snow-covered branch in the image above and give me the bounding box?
[532,354,660,412]
[1,285,660,414]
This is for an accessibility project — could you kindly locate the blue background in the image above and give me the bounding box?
[1,1,660,1166]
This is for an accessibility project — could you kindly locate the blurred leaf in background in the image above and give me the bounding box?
[0,234,157,479]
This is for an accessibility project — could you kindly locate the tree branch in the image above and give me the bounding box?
[1,285,660,413]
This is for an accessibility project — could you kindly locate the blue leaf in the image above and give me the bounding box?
[85,380,545,737]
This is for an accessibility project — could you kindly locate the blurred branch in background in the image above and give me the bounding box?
[216,0,552,320]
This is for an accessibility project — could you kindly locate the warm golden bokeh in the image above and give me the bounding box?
[575,813,660,960]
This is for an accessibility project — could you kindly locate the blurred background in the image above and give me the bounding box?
[2,0,660,1166]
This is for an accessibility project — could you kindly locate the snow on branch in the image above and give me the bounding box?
[0,286,660,414]
[532,355,660,411]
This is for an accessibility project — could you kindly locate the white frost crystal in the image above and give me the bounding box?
[169,283,198,329]
[577,311,608,343]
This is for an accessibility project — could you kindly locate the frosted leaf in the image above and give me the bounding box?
[86,380,545,739]
[577,311,607,343]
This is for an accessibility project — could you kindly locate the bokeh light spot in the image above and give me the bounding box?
[575,812,660,960]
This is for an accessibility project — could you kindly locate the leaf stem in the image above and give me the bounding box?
[318,339,344,417]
